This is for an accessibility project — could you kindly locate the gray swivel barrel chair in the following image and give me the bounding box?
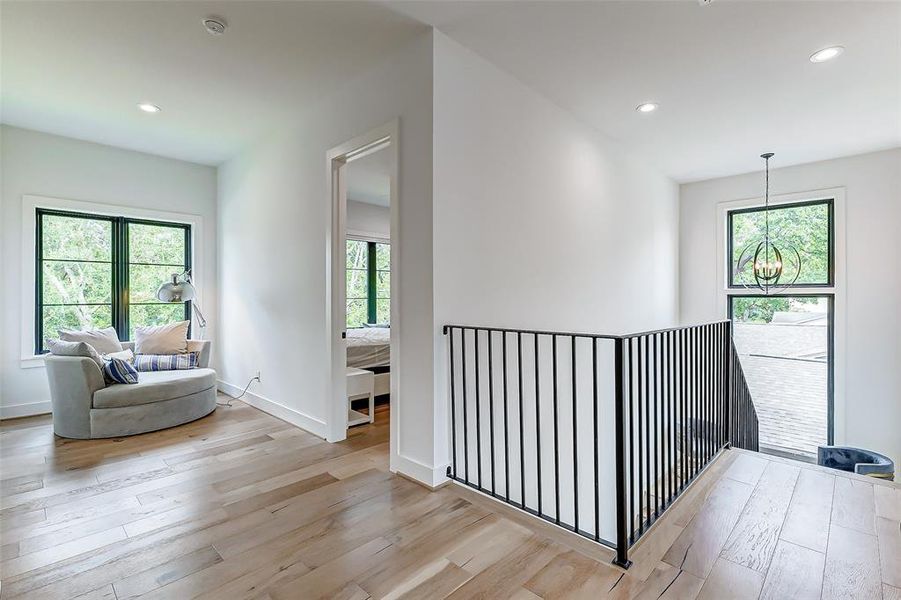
[44,340,217,439]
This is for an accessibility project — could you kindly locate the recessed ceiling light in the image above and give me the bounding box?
[809,46,844,63]
[635,102,659,113]
[203,17,227,35]
[137,103,161,113]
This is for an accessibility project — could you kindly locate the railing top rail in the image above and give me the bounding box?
[442,319,731,341]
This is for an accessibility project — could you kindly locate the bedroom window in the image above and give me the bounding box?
[346,239,389,328]
[35,209,191,353]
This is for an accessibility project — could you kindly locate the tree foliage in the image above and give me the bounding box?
[40,216,188,347]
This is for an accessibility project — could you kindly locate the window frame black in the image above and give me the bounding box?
[726,198,834,289]
[35,208,192,354]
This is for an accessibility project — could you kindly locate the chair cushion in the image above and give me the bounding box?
[92,368,216,409]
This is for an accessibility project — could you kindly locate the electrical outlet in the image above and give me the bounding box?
[255,370,261,382]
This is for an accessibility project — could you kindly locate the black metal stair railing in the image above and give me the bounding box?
[443,320,759,569]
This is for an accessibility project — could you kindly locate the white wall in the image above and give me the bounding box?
[216,31,437,482]
[680,148,901,466]
[347,200,390,240]
[0,125,217,417]
[432,33,680,517]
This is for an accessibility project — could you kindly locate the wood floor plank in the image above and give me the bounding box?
[658,568,705,600]
[112,545,223,599]
[876,516,901,588]
[720,460,799,571]
[696,557,764,600]
[831,476,876,535]
[395,560,473,599]
[723,453,768,486]
[0,525,128,578]
[779,468,834,552]
[444,535,561,599]
[661,476,754,578]
[759,540,825,600]
[822,524,882,600]
[523,548,620,599]
[876,485,901,521]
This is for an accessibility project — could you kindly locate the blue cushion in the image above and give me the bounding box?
[134,352,198,372]
[103,357,139,384]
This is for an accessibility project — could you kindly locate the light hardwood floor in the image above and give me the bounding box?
[1,397,898,599]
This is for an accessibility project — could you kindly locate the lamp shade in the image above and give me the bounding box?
[156,273,197,303]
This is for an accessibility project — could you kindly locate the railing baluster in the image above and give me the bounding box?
[503,331,510,499]
[462,328,469,482]
[592,337,600,542]
[488,330,496,496]
[552,335,560,525]
[572,336,579,534]
[449,327,457,478]
[475,329,482,489]
[518,332,525,506]
[534,333,542,517]
[613,337,631,568]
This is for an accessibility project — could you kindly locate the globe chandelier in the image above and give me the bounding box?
[735,153,802,294]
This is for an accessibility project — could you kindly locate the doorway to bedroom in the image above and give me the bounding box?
[344,144,392,432]
[327,121,398,451]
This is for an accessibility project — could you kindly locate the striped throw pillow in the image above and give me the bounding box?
[134,352,198,372]
[102,358,139,384]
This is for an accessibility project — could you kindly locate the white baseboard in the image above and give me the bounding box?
[392,453,449,488]
[1,401,52,420]
[217,380,328,439]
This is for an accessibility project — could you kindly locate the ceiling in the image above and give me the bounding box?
[0,1,425,165]
[347,147,391,207]
[2,1,898,181]
[390,0,901,182]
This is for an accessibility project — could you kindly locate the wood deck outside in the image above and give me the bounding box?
[1,397,898,599]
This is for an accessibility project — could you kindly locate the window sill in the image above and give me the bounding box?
[20,356,47,369]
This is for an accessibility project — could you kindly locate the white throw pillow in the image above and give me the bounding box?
[134,321,189,355]
[58,326,123,354]
[103,348,135,364]
[46,339,105,369]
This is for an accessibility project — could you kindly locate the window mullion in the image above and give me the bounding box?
[367,241,377,324]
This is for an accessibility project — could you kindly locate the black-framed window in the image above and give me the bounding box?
[36,209,191,353]
[728,198,833,288]
[345,239,390,328]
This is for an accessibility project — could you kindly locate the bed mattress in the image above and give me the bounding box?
[346,327,390,369]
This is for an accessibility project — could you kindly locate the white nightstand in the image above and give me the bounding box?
[346,367,375,426]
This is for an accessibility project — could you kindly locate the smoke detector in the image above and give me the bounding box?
[202,17,227,35]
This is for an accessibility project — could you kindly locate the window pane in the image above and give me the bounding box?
[731,296,829,458]
[129,303,186,339]
[376,242,390,270]
[43,261,112,305]
[376,271,390,299]
[129,223,186,265]
[346,269,368,300]
[346,240,368,269]
[731,202,830,286]
[376,299,390,325]
[41,215,111,261]
[129,264,183,304]
[346,299,367,328]
[42,305,113,348]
